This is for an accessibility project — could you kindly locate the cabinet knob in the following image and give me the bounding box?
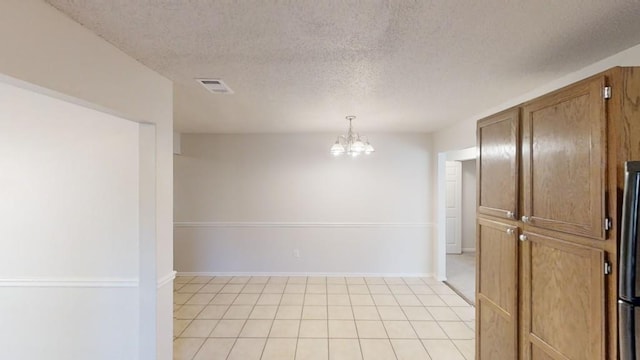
[519,234,528,242]
[521,216,530,223]
[506,228,515,235]
[506,211,514,219]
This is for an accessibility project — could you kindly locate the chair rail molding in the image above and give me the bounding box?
[0,277,138,287]
[174,221,435,228]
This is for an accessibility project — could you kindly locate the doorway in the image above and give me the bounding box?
[437,147,476,304]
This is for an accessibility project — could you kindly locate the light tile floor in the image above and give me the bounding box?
[174,276,475,360]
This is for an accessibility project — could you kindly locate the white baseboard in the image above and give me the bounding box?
[176,271,435,278]
[461,248,476,253]
[157,271,177,288]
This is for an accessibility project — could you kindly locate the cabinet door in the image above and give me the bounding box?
[520,232,605,360]
[477,218,518,360]
[477,108,519,220]
[521,76,607,239]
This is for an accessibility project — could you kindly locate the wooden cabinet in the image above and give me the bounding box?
[476,67,640,360]
[476,218,518,360]
[477,108,519,221]
[520,231,605,360]
[521,76,607,239]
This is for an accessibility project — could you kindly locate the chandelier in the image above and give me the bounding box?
[330,116,375,157]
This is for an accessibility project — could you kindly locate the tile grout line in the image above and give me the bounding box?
[399,276,438,359]
[451,338,474,360]
[240,276,269,359]
[173,276,203,341]
[220,276,253,360]
[184,276,233,360]
[182,276,223,359]
[187,276,233,360]
[419,277,471,359]
[255,275,279,360]
[173,280,197,339]
[293,276,308,360]
[324,277,330,359]
[345,277,365,360]
[203,276,235,358]
[367,278,400,360]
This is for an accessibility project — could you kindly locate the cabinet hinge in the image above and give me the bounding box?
[604,261,612,275]
[603,86,612,99]
[605,217,612,231]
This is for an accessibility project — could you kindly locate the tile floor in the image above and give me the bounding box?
[174,276,475,360]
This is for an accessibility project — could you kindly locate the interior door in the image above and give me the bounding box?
[477,108,519,221]
[477,218,518,360]
[446,161,462,254]
[521,76,607,239]
[520,231,604,360]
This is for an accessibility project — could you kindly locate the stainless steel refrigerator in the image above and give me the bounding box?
[619,161,640,359]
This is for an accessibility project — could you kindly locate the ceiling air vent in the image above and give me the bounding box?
[196,78,234,94]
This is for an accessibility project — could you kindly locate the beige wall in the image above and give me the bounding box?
[174,133,435,275]
[0,1,173,358]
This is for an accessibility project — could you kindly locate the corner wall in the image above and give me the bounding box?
[174,133,434,275]
[0,1,173,359]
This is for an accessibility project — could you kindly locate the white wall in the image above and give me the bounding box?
[174,133,434,275]
[461,160,476,252]
[0,1,173,358]
[0,81,141,359]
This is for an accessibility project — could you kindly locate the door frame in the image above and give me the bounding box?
[445,161,463,254]
[437,146,476,281]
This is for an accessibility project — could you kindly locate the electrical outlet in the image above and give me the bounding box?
[293,249,300,258]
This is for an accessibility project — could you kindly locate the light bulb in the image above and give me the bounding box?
[364,142,375,154]
[330,141,345,156]
[351,139,365,153]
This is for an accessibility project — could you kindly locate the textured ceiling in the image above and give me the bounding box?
[46,0,640,133]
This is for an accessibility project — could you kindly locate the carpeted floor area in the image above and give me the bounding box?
[445,253,475,305]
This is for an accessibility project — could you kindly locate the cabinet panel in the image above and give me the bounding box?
[521,231,604,360]
[477,108,519,220]
[531,346,555,360]
[477,218,518,360]
[521,76,607,239]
